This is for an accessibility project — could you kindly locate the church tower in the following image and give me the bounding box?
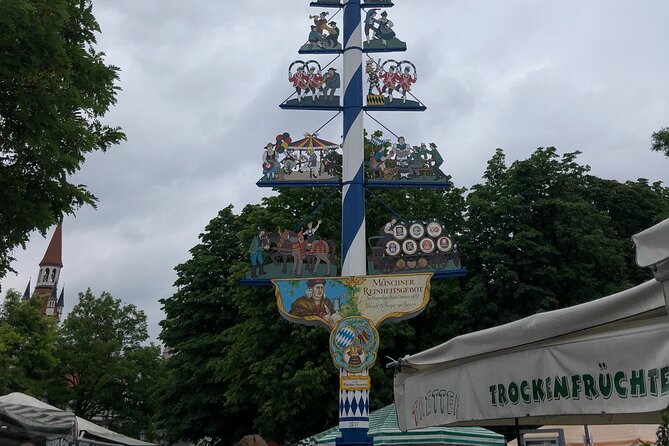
[34,224,65,320]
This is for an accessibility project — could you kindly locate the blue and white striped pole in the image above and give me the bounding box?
[341,0,366,277]
[339,1,371,446]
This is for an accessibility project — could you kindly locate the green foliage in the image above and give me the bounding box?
[0,0,125,283]
[0,289,59,396]
[52,289,160,439]
[458,148,667,332]
[651,127,669,158]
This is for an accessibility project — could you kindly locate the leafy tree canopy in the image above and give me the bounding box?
[652,127,669,158]
[0,289,59,396]
[50,289,161,438]
[0,0,125,283]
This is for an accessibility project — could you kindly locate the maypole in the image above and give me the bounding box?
[339,2,371,445]
[247,1,466,445]
[341,0,366,279]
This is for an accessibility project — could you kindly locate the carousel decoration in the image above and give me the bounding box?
[282,60,341,110]
[362,9,406,52]
[258,132,341,186]
[365,59,425,110]
[367,219,461,275]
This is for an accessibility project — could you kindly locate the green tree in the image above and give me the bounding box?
[652,127,669,157]
[459,148,633,332]
[0,290,59,396]
[585,177,669,284]
[0,0,125,283]
[52,289,160,438]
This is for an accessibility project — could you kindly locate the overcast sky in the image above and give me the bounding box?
[2,0,668,342]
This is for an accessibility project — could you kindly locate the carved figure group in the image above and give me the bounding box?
[364,9,397,46]
[303,11,341,50]
[262,144,338,180]
[248,223,336,278]
[368,136,446,180]
[289,61,340,103]
[366,59,417,104]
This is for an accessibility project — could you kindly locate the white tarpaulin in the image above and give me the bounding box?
[0,394,76,441]
[0,393,154,446]
[633,218,669,306]
[393,279,669,430]
[633,218,669,278]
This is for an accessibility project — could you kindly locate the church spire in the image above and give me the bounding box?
[35,225,64,320]
[56,287,65,320]
[22,280,31,300]
[39,224,63,268]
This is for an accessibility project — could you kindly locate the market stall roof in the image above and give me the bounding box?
[393,279,669,430]
[0,393,154,446]
[633,218,669,282]
[0,393,76,441]
[315,404,505,446]
[397,278,664,370]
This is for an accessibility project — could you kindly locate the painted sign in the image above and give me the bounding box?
[286,60,340,108]
[363,9,406,52]
[259,132,341,183]
[273,273,432,329]
[341,375,372,391]
[247,226,338,279]
[365,59,421,109]
[330,316,380,372]
[300,11,342,53]
[367,220,461,275]
[367,134,448,183]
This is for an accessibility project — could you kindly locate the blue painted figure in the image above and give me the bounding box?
[248,229,267,278]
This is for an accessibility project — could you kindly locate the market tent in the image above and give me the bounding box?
[507,424,658,446]
[633,218,669,300]
[393,218,669,431]
[0,393,76,443]
[393,279,669,430]
[0,393,154,446]
[315,404,505,446]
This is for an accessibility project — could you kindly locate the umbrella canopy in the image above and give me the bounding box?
[290,133,339,151]
[315,404,505,446]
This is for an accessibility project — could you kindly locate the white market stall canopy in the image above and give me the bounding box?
[0,395,76,442]
[0,393,154,446]
[315,404,505,446]
[393,279,669,430]
[633,218,669,294]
